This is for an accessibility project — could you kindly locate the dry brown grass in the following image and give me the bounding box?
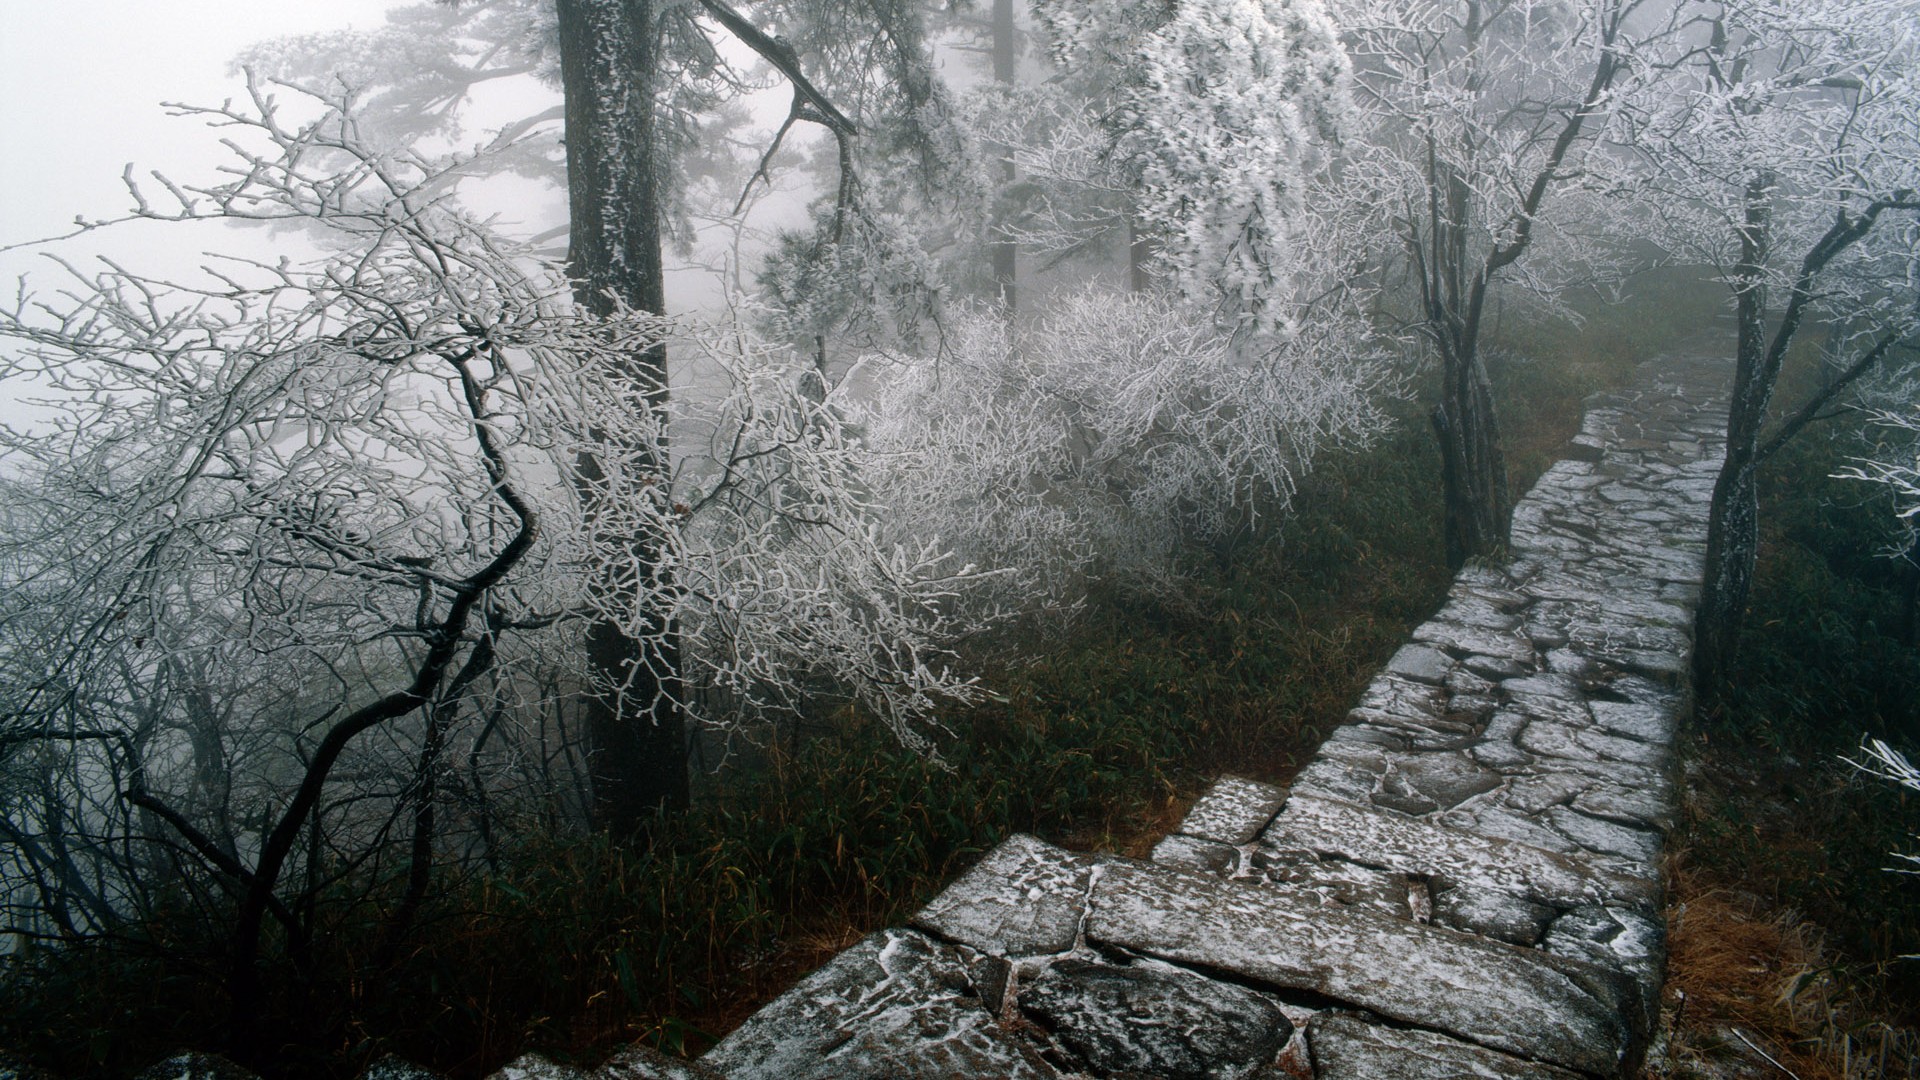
[1651,857,1918,1079]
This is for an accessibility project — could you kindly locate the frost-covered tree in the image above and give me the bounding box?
[252,0,970,828]
[1619,0,1920,697]
[0,86,985,1051]
[844,288,1393,605]
[1033,0,1350,331]
[1333,0,1663,568]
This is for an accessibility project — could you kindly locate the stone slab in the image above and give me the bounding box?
[1264,794,1656,909]
[1176,775,1289,845]
[1085,860,1641,1077]
[911,834,1094,956]
[702,928,1055,1080]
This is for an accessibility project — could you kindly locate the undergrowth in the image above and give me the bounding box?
[1659,368,1920,1078]
[0,286,1667,1079]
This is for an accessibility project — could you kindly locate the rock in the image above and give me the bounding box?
[1464,654,1532,680]
[911,834,1095,956]
[1306,1013,1586,1079]
[1519,720,1665,768]
[1471,740,1535,770]
[1544,906,1669,1035]
[1431,880,1556,946]
[1503,773,1591,815]
[1019,958,1289,1079]
[1084,860,1642,1077]
[1587,700,1672,744]
[702,928,1056,1080]
[1412,620,1538,666]
[0,1051,61,1080]
[1573,784,1675,832]
[134,1054,261,1080]
[1176,776,1288,845]
[484,1054,588,1080]
[599,1046,726,1079]
[1385,643,1455,685]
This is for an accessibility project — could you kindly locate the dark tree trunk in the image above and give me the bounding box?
[1694,178,1774,705]
[1129,220,1151,292]
[1690,170,1917,706]
[989,0,1017,314]
[1426,162,1510,569]
[557,0,689,831]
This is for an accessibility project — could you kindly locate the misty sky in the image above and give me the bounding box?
[0,1,402,276]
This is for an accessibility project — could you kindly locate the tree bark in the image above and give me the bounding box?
[556,0,689,831]
[989,0,1017,314]
[1690,178,1913,703]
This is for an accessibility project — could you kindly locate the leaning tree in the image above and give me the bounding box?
[1333,0,1666,567]
[1621,0,1920,699]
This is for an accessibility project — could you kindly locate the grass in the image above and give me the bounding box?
[1652,338,1920,1078]
[0,283,1686,1079]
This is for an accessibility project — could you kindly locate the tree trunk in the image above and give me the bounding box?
[557,0,689,831]
[989,0,1017,314]
[1429,163,1510,569]
[1434,346,1510,569]
[1693,175,1774,705]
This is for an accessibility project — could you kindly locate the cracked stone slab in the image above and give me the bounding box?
[1263,794,1656,909]
[703,928,1056,1080]
[1085,860,1642,1077]
[1385,751,1503,811]
[1019,957,1291,1078]
[1544,806,1663,862]
[1574,784,1675,832]
[1588,700,1674,744]
[1306,1013,1586,1080]
[1519,720,1667,768]
[1176,775,1289,845]
[911,834,1095,956]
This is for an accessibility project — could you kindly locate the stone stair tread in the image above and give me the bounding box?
[1173,774,1288,845]
[1085,859,1643,1077]
[702,927,1056,1080]
[909,833,1096,957]
[1262,793,1658,909]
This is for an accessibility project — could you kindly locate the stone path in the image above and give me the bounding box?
[497,350,1733,1080]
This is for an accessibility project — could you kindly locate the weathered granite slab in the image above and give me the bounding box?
[910,834,1095,956]
[1263,794,1657,909]
[1306,1013,1586,1080]
[702,928,1055,1080]
[1085,860,1642,1077]
[1175,775,1288,845]
[1020,957,1290,1078]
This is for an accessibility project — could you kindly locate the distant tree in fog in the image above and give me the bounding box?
[1033,0,1350,330]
